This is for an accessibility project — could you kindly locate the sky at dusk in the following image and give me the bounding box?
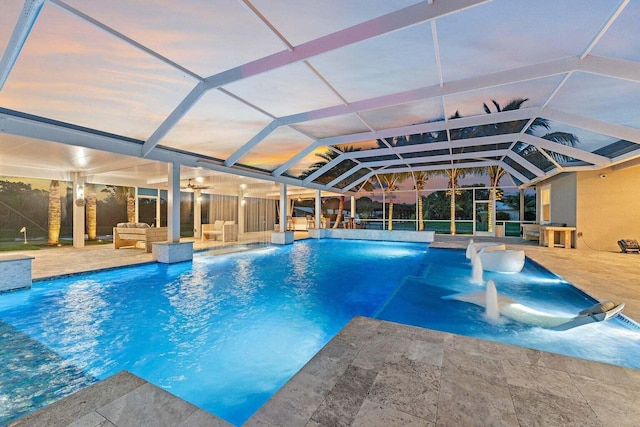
[0,0,639,191]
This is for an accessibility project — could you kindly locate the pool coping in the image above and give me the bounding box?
[7,371,232,427]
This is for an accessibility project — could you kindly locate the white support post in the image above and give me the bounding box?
[350,196,356,218]
[520,188,525,224]
[279,184,287,232]
[194,189,202,239]
[155,163,193,263]
[315,190,322,229]
[167,163,181,243]
[72,172,85,248]
[156,188,161,227]
[238,188,246,235]
[272,183,294,244]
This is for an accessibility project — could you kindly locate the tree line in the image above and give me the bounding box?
[0,179,134,244]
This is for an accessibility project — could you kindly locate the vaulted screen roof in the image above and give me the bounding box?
[1,0,639,192]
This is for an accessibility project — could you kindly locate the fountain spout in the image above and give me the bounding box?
[471,251,483,284]
[485,280,500,320]
[465,239,474,259]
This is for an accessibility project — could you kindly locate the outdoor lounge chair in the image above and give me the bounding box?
[202,220,238,242]
[618,239,640,253]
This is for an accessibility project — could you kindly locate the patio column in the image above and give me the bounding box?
[194,189,202,239]
[315,190,321,229]
[238,186,245,235]
[350,195,356,218]
[279,184,287,232]
[520,189,525,224]
[72,172,85,248]
[272,183,293,244]
[167,162,181,243]
[155,162,193,263]
[156,188,161,227]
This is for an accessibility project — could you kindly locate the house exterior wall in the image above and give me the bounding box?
[576,167,640,252]
[536,173,577,227]
[549,173,577,227]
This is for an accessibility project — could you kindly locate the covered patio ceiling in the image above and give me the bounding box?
[1,0,639,194]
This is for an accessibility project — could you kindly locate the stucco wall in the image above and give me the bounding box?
[536,173,577,227]
[576,167,640,252]
[549,173,577,227]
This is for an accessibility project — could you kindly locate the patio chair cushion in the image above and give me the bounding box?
[116,222,150,228]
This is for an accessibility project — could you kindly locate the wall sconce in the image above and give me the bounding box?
[75,184,85,207]
[240,197,246,206]
[196,195,203,203]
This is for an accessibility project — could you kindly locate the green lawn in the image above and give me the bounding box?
[0,239,112,251]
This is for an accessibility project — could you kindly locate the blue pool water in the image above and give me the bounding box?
[0,240,425,425]
[1,240,639,425]
[375,248,640,368]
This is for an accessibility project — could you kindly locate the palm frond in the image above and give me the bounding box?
[526,117,551,134]
[502,98,528,111]
[542,132,580,147]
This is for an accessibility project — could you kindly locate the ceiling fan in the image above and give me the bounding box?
[181,178,210,191]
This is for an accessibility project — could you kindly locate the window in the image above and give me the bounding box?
[540,185,551,223]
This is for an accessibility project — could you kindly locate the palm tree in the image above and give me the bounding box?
[423,189,451,222]
[47,180,61,245]
[503,193,536,221]
[482,98,580,163]
[413,171,430,231]
[480,98,579,230]
[102,185,136,223]
[86,184,97,240]
[301,146,361,228]
[433,166,484,235]
[440,169,464,235]
[485,165,505,234]
[373,138,413,230]
[377,172,408,230]
[126,187,135,223]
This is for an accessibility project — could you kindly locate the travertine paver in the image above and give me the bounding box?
[249,317,640,426]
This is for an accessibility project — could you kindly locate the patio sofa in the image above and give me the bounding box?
[202,220,238,242]
[113,222,168,252]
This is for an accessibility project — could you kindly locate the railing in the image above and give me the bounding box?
[326,218,527,237]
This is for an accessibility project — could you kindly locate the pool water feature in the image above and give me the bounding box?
[485,279,500,320]
[375,247,640,369]
[1,241,639,425]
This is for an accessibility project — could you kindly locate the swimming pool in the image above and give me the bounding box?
[1,240,639,425]
[0,240,425,425]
